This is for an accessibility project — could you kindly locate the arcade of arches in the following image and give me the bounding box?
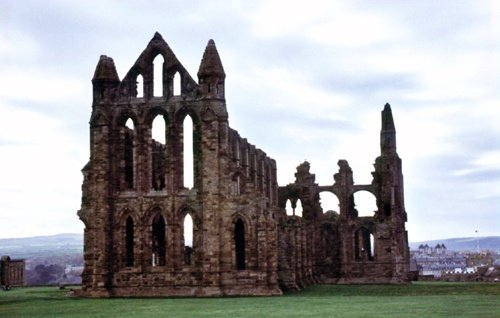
[77,33,410,297]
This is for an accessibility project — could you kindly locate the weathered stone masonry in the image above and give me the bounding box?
[77,33,410,297]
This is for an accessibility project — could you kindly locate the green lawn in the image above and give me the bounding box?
[1,282,498,318]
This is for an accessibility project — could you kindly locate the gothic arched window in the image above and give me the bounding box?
[152,214,166,266]
[234,219,245,270]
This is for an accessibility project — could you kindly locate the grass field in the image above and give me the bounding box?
[1,282,499,318]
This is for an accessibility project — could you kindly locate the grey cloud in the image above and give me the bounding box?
[316,72,417,96]
[231,108,358,156]
[456,169,500,183]
[357,0,491,47]
[1,0,498,241]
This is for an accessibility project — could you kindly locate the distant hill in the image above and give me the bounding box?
[1,234,499,259]
[0,233,83,259]
[409,236,500,252]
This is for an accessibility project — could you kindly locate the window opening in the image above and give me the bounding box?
[285,199,294,216]
[370,233,375,258]
[319,192,340,213]
[353,191,377,217]
[234,219,245,270]
[183,115,194,189]
[183,213,193,265]
[295,199,303,217]
[151,115,166,190]
[136,74,144,98]
[152,115,166,144]
[125,118,134,129]
[355,227,374,261]
[173,72,181,96]
[152,214,166,266]
[125,216,134,266]
[153,55,164,97]
[124,118,134,190]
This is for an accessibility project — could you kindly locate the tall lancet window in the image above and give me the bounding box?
[183,115,194,189]
[355,227,374,261]
[153,55,164,97]
[152,214,166,266]
[124,118,135,190]
[234,219,245,270]
[285,199,294,216]
[173,72,181,96]
[136,75,144,98]
[125,216,134,266]
[151,115,166,191]
[295,199,303,217]
[183,213,193,265]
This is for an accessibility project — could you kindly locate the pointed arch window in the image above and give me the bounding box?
[234,219,245,270]
[183,115,194,189]
[136,75,144,98]
[285,198,303,217]
[355,227,374,261]
[153,55,164,97]
[125,216,134,267]
[151,115,166,190]
[152,214,166,266]
[285,199,294,216]
[295,199,303,217]
[124,118,135,190]
[173,72,181,96]
[183,213,193,265]
[370,233,375,258]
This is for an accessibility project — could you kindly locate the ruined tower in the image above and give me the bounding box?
[278,103,410,286]
[78,34,410,297]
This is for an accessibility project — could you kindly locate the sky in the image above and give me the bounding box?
[0,0,498,242]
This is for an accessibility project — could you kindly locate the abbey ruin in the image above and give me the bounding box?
[77,33,410,297]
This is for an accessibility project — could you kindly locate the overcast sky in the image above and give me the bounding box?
[0,0,498,241]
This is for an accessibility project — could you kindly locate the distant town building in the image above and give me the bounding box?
[435,244,446,255]
[411,243,499,281]
[0,256,25,290]
[417,243,447,256]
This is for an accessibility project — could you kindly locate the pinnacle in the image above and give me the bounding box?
[92,55,119,81]
[198,39,225,79]
[153,32,163,40]
[381,104,395,131]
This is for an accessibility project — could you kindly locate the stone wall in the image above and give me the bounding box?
[277,104,410,288]
[0,256,25,288]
